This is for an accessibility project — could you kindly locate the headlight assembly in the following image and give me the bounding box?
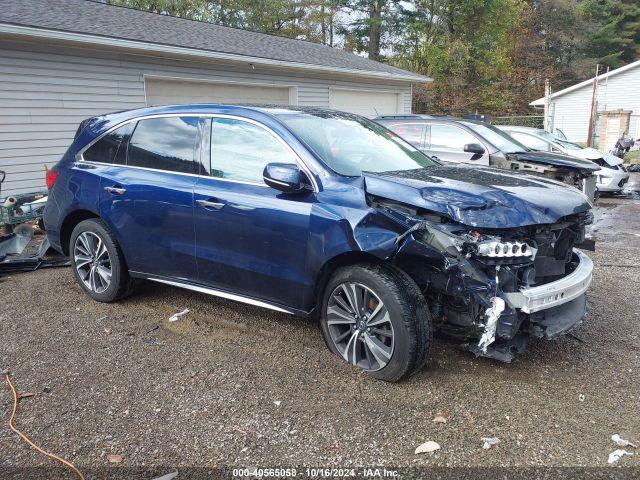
[475,240,533,258]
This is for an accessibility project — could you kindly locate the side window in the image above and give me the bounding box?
[128,117,200,174]
[210,118,297,183]
[82,123,133,165]
[510,132,551,151]
[429,124,479,152]
[387,123,425,147]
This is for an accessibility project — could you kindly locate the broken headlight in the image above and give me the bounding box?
[476,240,532,258]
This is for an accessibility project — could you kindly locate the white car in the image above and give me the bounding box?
[498,126,630,193]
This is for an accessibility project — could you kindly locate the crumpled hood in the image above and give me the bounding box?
[571,147,624,166]
[363,165,591,228]
[509,151,600,173]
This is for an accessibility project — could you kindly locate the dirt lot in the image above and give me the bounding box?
[1,176,639,477]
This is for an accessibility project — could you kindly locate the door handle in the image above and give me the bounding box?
[104,186,126,195]
[197,199,225,210]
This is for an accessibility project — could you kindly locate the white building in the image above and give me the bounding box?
[530,60,640,146]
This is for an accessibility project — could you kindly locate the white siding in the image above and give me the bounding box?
[550,64,640,144]
[0,38,412,196]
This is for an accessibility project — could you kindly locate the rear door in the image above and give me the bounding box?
[425,123,490,165]
[193,116,314,310]
[98,115,203,279]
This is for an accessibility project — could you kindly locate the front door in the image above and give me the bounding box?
[194,116,314,310]
[425,123,490,165]
[98,115,202,280]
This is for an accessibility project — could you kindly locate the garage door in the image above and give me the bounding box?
[145,78,293,106]
[329,88,401,117]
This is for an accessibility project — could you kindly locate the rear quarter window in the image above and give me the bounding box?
[127,117,200,174]
[82,123,133,165]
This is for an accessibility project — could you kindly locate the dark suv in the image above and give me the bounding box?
[375,115,600,200]
[45,105,594,381]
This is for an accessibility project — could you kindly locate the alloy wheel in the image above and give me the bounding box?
[74,231,112,294]
[326,282,394,371]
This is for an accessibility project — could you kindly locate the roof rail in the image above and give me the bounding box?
[374,114,434,120]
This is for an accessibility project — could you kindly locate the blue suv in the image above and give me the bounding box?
[45,105,594,381]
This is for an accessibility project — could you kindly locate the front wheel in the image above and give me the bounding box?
[320,264,432,382]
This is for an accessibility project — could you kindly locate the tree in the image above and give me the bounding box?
[582,0,640,67]
[391,0,525,114]
[341,0,404,60]
[108,0,639,115]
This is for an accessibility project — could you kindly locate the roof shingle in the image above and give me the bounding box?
[0,0,427,82]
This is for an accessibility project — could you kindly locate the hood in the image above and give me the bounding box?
[571,147,624,166]
[509,151,600,174]
[363,165,591,229]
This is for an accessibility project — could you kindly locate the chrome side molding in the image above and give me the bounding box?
[147,277,295,314]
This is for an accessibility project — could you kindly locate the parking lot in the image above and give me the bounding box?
[1,175,639,474]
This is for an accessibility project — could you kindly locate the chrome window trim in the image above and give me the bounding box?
[76,112,319,192]
[208,114,318,191]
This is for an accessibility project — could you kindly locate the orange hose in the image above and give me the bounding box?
[5,374,85,480]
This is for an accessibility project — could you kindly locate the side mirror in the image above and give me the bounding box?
[263,162,306,193]
[463,143,485,155]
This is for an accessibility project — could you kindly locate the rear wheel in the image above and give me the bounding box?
[320,264,431,382]
[69,219,131,302]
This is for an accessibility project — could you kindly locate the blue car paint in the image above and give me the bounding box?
[99,166,198,280]
[44,104,592,315]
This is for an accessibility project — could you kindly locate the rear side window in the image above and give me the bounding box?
[128,117,200,174]
[82,123,133,165]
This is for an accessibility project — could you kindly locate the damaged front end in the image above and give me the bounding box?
[368,196,594,362]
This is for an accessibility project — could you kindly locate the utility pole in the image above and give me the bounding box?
[587,64,600,147]
[543,79,551,131]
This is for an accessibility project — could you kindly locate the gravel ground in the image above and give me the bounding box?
[1,176,639,477]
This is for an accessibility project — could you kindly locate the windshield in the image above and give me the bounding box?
[278,113,437,176]
[461,122,529,154]
[536,130,582,150]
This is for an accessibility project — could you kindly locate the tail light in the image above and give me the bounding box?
[45,167,59,190]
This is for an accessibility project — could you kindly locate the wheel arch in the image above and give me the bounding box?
[60,209,101,256]
[311,251,439,315]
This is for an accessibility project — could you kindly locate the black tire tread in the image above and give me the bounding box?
[70,218,132,302]
[322,263,432,382]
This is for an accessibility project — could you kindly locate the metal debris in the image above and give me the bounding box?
[608,449,634,464]
[612,434,637,449]
[477,297,506,352]
[169,308,190,322]
[482,437,500,449]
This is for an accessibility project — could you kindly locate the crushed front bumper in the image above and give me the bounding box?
[502,249,593,314]
[471,249,593,362]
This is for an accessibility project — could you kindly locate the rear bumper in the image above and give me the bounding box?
[502,249,593,313]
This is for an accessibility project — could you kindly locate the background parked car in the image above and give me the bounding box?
[375,115,600,200]
[498,125,630,194]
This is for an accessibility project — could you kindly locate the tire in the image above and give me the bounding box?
[320,264,431,382]
[69,218,132,302]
